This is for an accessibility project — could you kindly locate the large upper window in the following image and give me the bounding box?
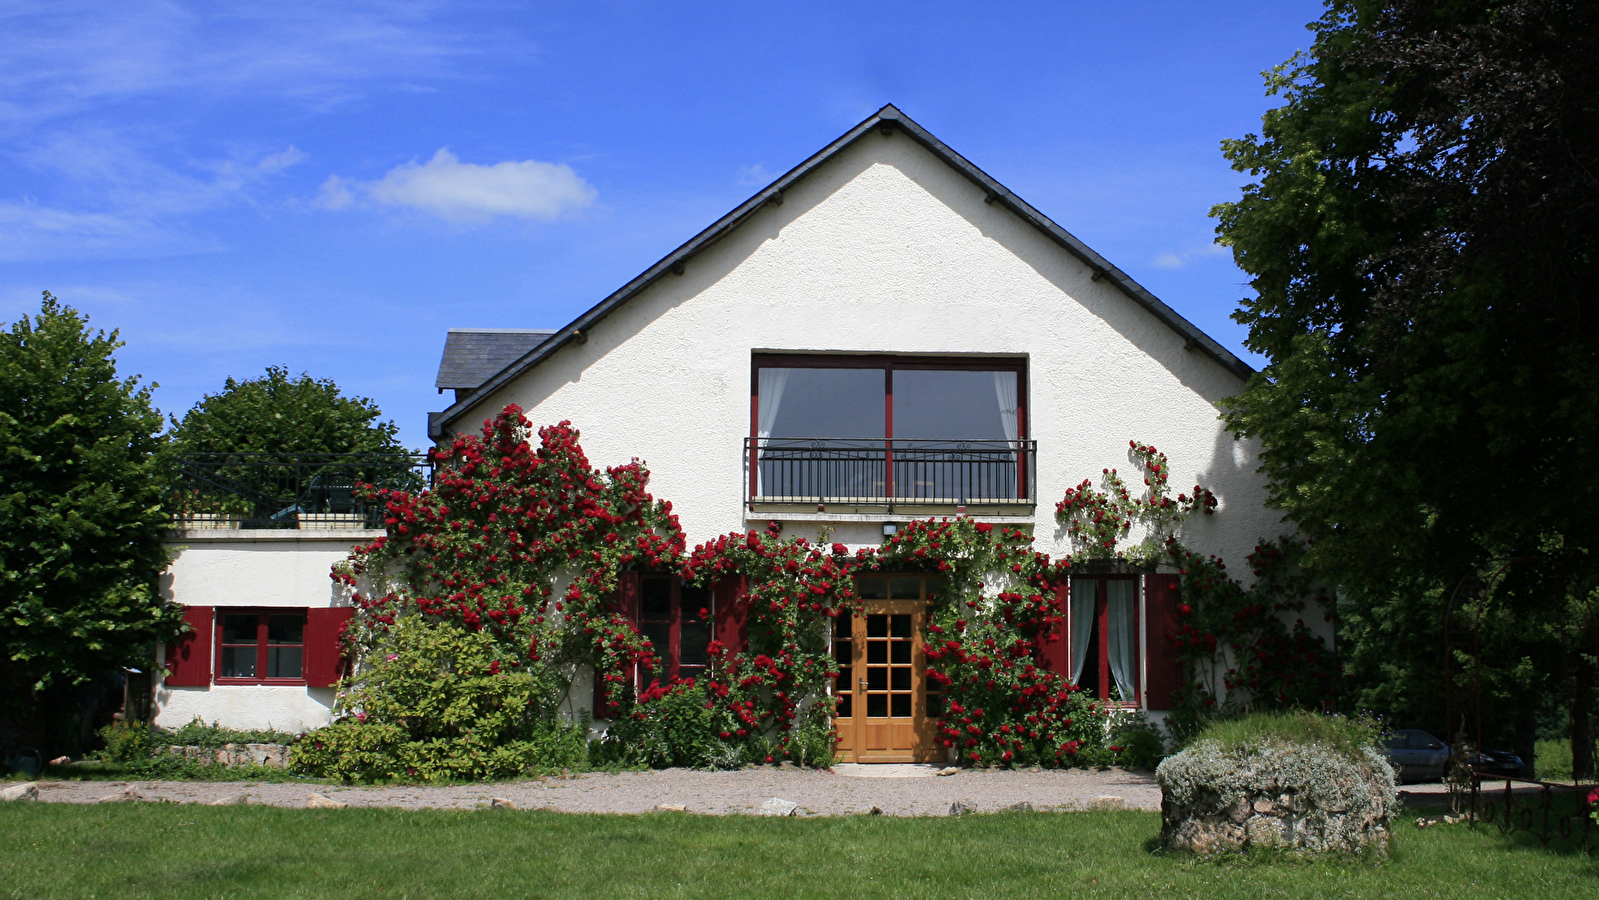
[751,354,1027,503]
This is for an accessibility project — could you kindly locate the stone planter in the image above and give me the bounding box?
[1157,741,1397,855]
[168,742,291,768]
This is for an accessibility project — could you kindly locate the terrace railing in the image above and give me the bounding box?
[168,451,431,530]
[744,437,1037,510]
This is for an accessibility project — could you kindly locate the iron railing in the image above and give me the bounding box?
[168,452,431,530]
[1471,773,1596,852]
[744,437,1036,509]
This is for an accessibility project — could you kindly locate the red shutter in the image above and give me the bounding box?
[713,576,748,654]
[304,607,355,687]
[1037,582,1073,677]
[1143,574,1183,710]
[594,572,642,711]
[164,606,213,686]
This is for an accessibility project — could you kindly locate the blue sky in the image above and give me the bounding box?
[1,1,1325,449]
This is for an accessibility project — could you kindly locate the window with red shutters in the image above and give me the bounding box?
[638,576,712,686]
[1064,575,1141,705]
[304,607,355,688]
[1142,574,1184,710]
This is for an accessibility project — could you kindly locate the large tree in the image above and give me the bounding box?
[169,365,405,456]
[1213,0,1599,774]
[0,293,181,752]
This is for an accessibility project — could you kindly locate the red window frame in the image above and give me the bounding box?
[750,353,1029,501]
[1067,575,1141,705]
[214,609,309,685]
[637,576,712,686]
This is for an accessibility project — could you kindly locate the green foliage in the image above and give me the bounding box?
[169,365,405,455]
[1190,711,1380,763]
[0,293,180,740]
[1111,717,1167,771]
[295,615,585,782]
[603,680,737,769]
[1212,1,1599,773]
[88,719,301,780]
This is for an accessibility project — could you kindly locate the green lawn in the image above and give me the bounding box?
[0,803,1592,899]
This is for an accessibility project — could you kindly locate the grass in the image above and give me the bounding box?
[1190,711,1378,759]
[1,803,1593,899]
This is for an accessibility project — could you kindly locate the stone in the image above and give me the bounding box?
[49,756,70,766]
[654,803,686,812]
[209,794,249,806]
[1005,801,1034,813]
[868,806,883,816]
[1091,795,1126,810]
[936,767,960,776]
[759,798,798,817]
[306,793,348,809]
[948,800,971,817]
[0,782,39,802]
[490,797,517,810]
[97,786,144,803]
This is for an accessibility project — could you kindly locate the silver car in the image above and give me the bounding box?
[1383,729,1450,782]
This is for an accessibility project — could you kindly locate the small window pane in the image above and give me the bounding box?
[867,694,888,717]
[680,620,710,665]
[267,646,302,678]
[891,641,910,664]
[836,694,852,717]
[834,616,852,639]
[891,668,910,691]
[867,668,886,691]
[834,641,852,665]
[641,579,671,618]
[267,615,303,645]
[890,615,911,639]
[681,585,710,621]
[221,614,257,644]
[867,642,887,664]
[858,578,889,600]
[867,614,888,637]
[220,645,256,679]
[835,668,852,693]
[891,694,911,718]
[890,577,922,600]
[642,622,670,659]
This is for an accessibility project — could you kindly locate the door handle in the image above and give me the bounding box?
[858,677,866,693]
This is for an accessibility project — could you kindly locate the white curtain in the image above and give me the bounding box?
[755,368,790,497]
[993,371,1018,445]
[1106,580,1137,701]
[1069,579,1096,685]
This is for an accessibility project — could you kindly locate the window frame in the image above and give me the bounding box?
[750,353,1029,445]
[213,608,310,686]
[637,576,713,687]
[1066,575,1142,706]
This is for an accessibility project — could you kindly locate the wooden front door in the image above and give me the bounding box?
[832,575,945,763]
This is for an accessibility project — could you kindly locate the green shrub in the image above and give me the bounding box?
[1190,710,1379,761]
[1111,718,1166,770]
[95,721,159,764]
[295,614,585,782]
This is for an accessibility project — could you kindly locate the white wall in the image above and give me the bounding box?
[458,131,1284,572]
[152,529,376,732]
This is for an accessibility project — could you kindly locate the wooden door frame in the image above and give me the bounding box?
[833,597,943,764]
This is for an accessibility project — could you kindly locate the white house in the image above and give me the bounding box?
[424,106,1285,761]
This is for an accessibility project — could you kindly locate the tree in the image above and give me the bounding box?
[0,293,181,752]
[1213,1,1599,775]
[169,365,405,455]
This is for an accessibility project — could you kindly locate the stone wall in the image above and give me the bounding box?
[167,743,291,768]
[1157,741,1397,854]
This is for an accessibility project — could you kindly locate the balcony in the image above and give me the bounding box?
[168,452,431,531]
[744,437,1037,512]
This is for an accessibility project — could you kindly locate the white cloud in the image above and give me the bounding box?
[736,163,773,187]
[1152,243,1228,270]
[323,149,597,222]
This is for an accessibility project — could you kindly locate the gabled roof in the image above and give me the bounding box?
[435,328,555,392]
[430,105,1252,439]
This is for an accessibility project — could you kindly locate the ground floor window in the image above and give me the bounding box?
[1068,576,1139,703]
[217,610,307,683]
[638,576,711,685]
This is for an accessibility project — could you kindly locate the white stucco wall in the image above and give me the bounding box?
[152,529,376,731]
[455,131,1284,571]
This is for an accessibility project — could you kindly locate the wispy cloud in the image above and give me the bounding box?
[319,149,596,223]
[1152,243,1229,270]
[736,163,773,187]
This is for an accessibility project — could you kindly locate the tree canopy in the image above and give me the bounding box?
[0,293,180,747]
[169,365,406,456]
[1213,1,1599,773]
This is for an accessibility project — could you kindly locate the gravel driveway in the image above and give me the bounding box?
[28,766,1161,816]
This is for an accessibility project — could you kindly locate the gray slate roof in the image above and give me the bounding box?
[435,329,555,392]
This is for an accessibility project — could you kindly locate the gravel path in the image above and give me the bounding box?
[29,767,1161,816]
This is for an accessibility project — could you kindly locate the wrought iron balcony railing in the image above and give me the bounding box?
[744,437,1036,509]
[168,452,431,530]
